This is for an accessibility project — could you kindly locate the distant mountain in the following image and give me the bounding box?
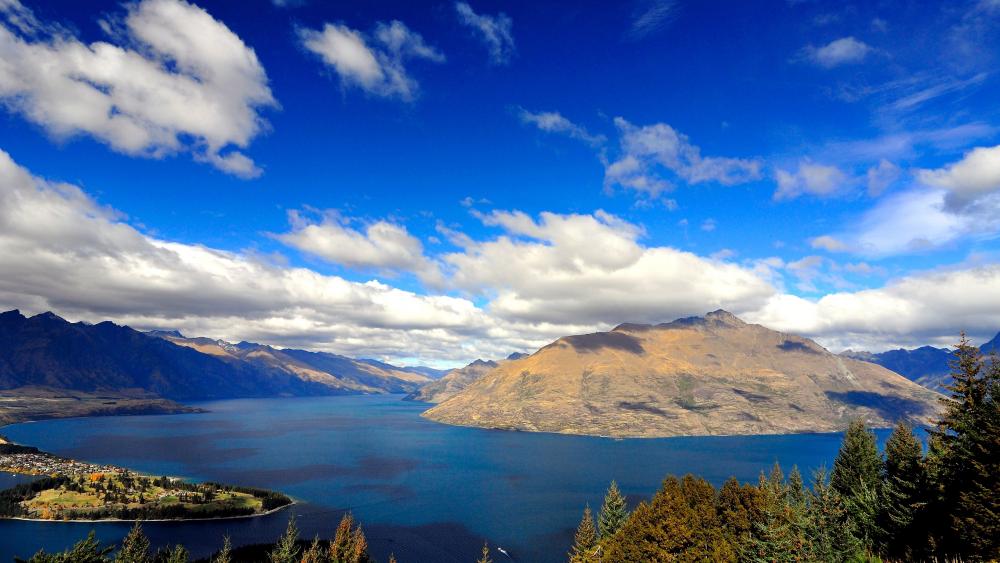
[842,332,1000,393]
[0,310,428,401]
[405,359,499,403]
[404,352,531,403]
[150,334,430,395]
[423,311,943,438]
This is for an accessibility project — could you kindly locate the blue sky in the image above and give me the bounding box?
[2,0,1000,365]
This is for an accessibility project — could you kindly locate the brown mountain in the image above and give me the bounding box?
[423,311,943,438]
[404,353,529,403]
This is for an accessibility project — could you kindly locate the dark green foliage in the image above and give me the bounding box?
[603,475,734,562]
[268,518,300,563]
[805,468,862,562]
[163,545,188,563]
[567,505,598,562]
[15,531,112,563]
[115,523,151,563]
[831,418,883,549]
[596,480,628,539]
[927,336,1000,560]
[880,422,927,559]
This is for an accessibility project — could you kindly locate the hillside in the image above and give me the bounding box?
[423,311,943,438]
[0,310,428,403]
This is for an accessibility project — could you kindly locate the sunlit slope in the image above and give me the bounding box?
[424,310,942,438]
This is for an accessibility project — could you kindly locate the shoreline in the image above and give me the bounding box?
[0,499,296,524]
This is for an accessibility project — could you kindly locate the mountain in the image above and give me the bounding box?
[404,352,530,403]
[149,332,430,394]
[423,310,943,438]
[0,310,428,402]
[842,331,1000,393]
[404,359,500,403]
[842,346,952,392]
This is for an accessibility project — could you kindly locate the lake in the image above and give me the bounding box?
[0,395,889,562]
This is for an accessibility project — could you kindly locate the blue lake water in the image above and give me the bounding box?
[0,395,890,562]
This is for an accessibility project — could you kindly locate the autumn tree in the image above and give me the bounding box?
[567,505,598,563]
[268,518,300,563]
[476,541,492,563]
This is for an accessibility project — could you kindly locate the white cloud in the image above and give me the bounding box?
[0,0,275,177]
[700,218,717,232]
[810,235,850,252]
[455,2,514,65]
[299,20,443,101]
[605,118,762,198]
[517,108,605,146]
[918,144,1000,210]
[628,0,676,40]
[774,160,849,200]
[805,36,872,68]
[274,210,440,280]
[748,263,1000,350]
[441,210,776,325]
[866,159,900,197]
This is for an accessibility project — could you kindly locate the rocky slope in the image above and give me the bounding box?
[424,311,943,438]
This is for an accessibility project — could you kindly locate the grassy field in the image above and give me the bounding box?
[18,473,265,520]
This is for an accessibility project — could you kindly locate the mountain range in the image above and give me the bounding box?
[404,353,527,403]
[0,310,431,402]
[423,311,944,438]
[843,332,1000,392]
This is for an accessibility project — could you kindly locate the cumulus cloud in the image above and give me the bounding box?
[605,118,763,198]
[748,263,1000,350]
[298,19,443,101]
[0,0,275,177]
[517,108,605,146]
[274,210,442,282]
[804,36,872,68]
[455,2,514,65]
[440,209,776,325]
[918,144,1000,210]
[774,160,849,200]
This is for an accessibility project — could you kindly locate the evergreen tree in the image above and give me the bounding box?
[567,504,598,563]
[16,531,112,563]
[388,555,398,563]
[115,523,151,563]
[301,537,325,563]
[716,477,761,556]
[164,545,188,563]
[330,513,357,561]
[350,526,370,563]
[831,418,883,550]
[596,481,628,539]
[476,542,493,563]
[928,337,1000,560]
[746,467,798,562]
[880,422,928,560]
[212,537,231,563]
[805,467,862,563]
[268,518,300,563]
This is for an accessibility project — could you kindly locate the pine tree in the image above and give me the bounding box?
[350,526,370,563]
[115,523,151,563]
[880,422,927,559]
[928,338,1000,560]
[301,537,325,563]
[330,513,356,562]
[476,541,493,563]
[388,554,398,563]
[568,504,598,562]
[831,418,883,550]
[17,531,112,563]
[805,467,862,562]
[746,467,798,563]
[213,537,232,563]
[268,518,300,563]
[597,481,628,539]
[164,545,188,563]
